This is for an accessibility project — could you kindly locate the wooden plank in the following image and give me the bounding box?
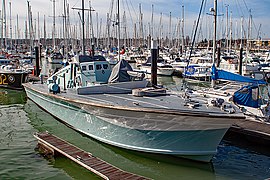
[34,132,150,180]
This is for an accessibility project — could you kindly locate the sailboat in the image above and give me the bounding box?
[23,0,245,162]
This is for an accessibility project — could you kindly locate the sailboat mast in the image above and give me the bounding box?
[44,15,46,47]
[213,0,217,65]
[2,0,6,50]
[82,0,85,55]
[181,5,185,55]
[151,4,154,38]
[9,1,12,48]
[51,0,56,48]
[117,0,120,61]
[211,0,217,87]
[37,12,40,44]
[16,14,19,40]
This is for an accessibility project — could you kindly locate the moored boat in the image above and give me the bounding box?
[0,65,29,90]
[48,52,64,64]
[23,54,245,162]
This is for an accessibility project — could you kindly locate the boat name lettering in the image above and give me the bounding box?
[0,74,9,85]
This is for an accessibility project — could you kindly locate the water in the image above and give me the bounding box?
[1,78,270,179]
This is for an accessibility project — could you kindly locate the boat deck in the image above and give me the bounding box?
[26,82,240,117]
[34,132,150,180]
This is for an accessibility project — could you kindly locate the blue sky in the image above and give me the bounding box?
[4,0,270,40]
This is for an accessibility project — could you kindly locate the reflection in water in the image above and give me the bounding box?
[0,89,26,105]
[0,104,71,179]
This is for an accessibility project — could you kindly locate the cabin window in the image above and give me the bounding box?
[252,88,258,100]
[103,64,108,69]
[88,65,93,70]
[82,66,87,71]
[96,64,102,70]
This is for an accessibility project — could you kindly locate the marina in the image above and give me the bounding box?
[0,0,270,179]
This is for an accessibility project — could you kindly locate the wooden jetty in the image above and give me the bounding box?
[34,132,150,180]
[225,119,270,146]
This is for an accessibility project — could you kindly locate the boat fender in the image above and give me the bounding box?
[48,83,60,94]
[185,66,195,75]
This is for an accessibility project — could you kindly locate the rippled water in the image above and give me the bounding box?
[1,85,270,179]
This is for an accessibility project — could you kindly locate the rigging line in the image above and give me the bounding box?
[183,0,206,84]
[187,0,206,62]
[71,0,80,9]
[124,0,134,26]
[198,0,207,41]
[235,0,249,33]
[127,0,138,23]
[241,0,249,12]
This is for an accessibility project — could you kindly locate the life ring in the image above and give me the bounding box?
[185,66,196,75]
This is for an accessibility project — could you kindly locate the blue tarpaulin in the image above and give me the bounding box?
[233,85,259,108]
[211,64,266,85]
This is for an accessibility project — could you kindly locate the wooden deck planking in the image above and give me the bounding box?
[34,132,150,180]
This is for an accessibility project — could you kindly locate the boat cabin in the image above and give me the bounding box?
[47,55,112,89]
[0,59,11,66]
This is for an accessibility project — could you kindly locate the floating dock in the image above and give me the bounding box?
[34,132,150,180]
[225,119,270,146]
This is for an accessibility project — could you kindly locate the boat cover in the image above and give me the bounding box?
[211,64,266,85]
[108,59,133,83]
[233,85,260,108]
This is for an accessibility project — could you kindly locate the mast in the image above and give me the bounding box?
[2,0,6,50]
[53,0,56,48]
[82,0,85,55]
[122,11,127,48]
[27,1,34,51]
[44,15,46,46]
[225,4,229,52]
[211,0,217,87]
[229,10,232,52]
[9,1,11,48]
[246,9,252,56]
[117,0,120,61]
[89,0,94,49]
[181,5,185,55]
[96,12,99,48]
[37,12,40,44]
[139,4,143,48]
[16,14,19,41]
[240,16,243,47]
[213,0,217,64]
[63,0,67,50]
[169,12,171,48]
[159,13,162,47]
[151,4,154,38]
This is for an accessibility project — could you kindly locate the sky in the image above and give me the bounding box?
[2,0,270,40]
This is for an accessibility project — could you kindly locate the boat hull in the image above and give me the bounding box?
[47,57,63,64]
[24,85,235,162]
[140,66,174,76]
[0,72,28,90]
